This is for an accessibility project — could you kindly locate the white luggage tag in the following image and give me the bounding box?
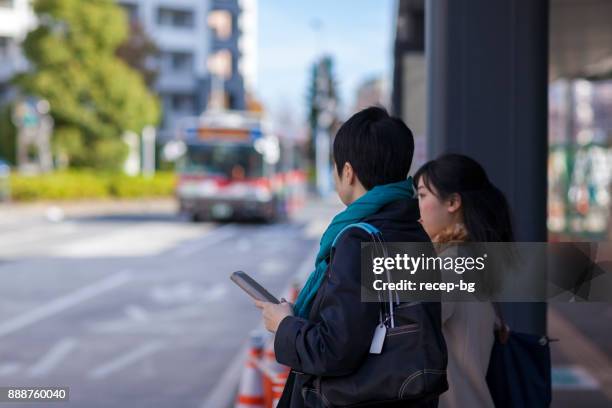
[368,229,389,354]
[369,322,386,354]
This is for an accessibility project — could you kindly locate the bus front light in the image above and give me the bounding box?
[254,186,272,202]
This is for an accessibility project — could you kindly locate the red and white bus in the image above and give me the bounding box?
[174,111,306,222]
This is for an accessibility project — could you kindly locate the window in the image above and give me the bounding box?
[163,51,193,73]
[0,37,11,59]
[159,51,193,73]
[157,8,194,28]
[178,144,263,178]
[171,93,195,113]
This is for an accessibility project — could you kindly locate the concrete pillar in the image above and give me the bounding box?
[426,0,549,335]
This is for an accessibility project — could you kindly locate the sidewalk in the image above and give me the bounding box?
[0,198,177,224]
[549,303,612,407]
[0,194,345,224]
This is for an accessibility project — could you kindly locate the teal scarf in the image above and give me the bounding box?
[293,177,416,318]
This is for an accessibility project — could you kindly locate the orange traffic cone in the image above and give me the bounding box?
[235,332,266,408]
[264,337,287,374]
[261,337,289,407]
[272,370,289,407]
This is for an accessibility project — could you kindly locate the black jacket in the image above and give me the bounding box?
[274,198,440,408]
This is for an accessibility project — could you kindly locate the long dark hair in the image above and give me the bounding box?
[414,153,515,242]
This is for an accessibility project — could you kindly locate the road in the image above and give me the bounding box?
[0,197,341,408]
[1,198,610,407]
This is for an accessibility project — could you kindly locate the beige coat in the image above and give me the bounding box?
[435,224,496,408]
[438,301,496,408]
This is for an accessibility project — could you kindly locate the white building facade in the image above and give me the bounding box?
[237,0,257,95]
[118,0,213,140]
[0,0,35,104]
[119,0,257,140]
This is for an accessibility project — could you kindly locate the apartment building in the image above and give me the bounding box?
[0,0,35,104]
[119,0,256,140]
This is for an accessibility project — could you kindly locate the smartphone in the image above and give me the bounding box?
[230,270,280,304]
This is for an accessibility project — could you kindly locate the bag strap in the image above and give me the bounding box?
[331,222,399,328]
[331,222,382,248]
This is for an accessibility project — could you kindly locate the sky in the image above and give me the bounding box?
[255,0,395,129]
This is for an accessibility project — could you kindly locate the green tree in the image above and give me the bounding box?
[0,103,17,165]
[15,0,160,171]
[116,21,159,89]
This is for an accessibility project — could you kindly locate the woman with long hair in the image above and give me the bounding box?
[414,153,515,408]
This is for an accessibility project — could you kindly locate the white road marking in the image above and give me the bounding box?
[202,283,227,302]
[156,305,207,321]
[88,340,166,380]
[150,282,198,305]
[0,271,132,338]
[0,223,77,250]
[174,225,237,257]
[88,284,227,334]
[89,322,182,335]
[45,206,65,223]
[53,223,207,258]
[236,238,252,252]
[124,305,150,322]
[259,259,287,276]
[28,337,78,377]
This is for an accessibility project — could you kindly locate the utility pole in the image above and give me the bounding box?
[313,58,337,197]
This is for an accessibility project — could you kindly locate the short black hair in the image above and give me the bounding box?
[333,106,414,190]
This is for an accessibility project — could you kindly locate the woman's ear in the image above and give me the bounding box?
[447,193,462,214]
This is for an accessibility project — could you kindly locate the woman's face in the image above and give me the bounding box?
[416,177,461,240]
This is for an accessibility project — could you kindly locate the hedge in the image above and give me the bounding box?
[7,171,175,201]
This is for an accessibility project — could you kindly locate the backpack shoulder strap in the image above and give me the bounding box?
[331,222,382,248]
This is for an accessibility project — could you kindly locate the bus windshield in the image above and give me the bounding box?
[178,143,264,179]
